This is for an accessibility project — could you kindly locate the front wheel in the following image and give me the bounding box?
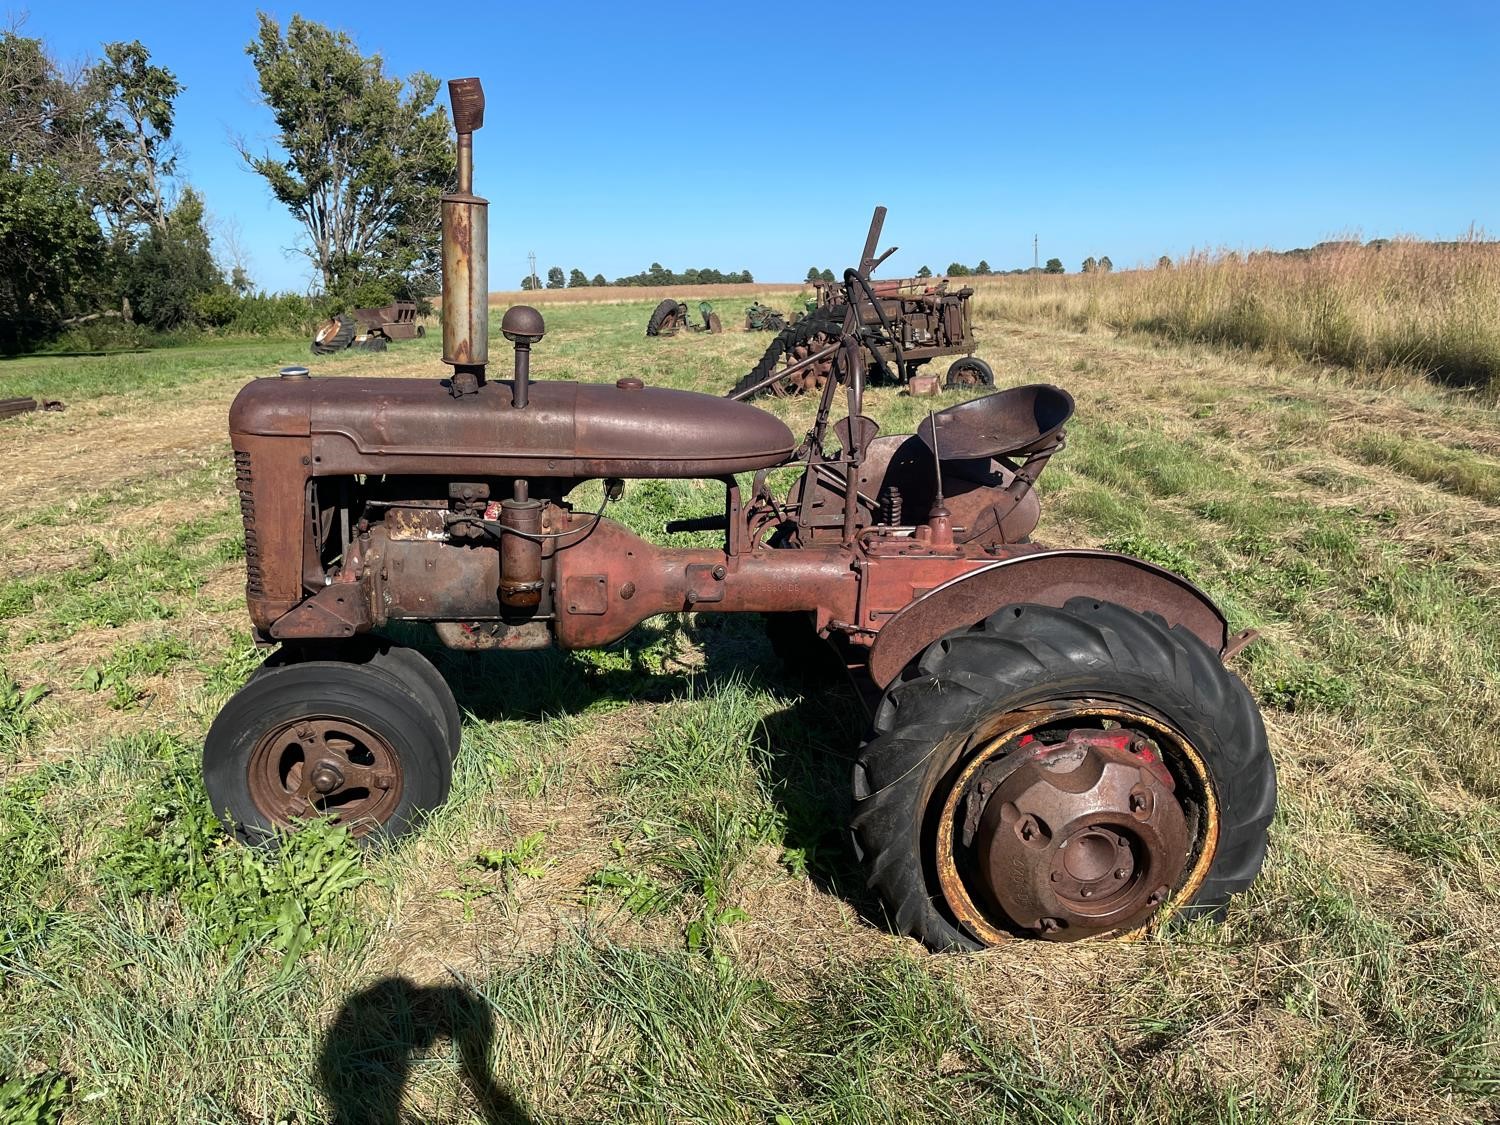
[851,599,1273,949]
[944,356,994,388]
[205,661,452,846]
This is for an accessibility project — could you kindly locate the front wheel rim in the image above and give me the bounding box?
[246,714,405,837]
[932,699,1220,943]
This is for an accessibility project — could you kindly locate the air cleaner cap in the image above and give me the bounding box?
[278,365,310,379]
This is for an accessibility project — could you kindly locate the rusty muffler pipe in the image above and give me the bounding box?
[442,77,488,390]
[498,479,543,611]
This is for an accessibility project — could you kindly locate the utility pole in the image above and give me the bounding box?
[527,250,540,291]
[1033,234,1038,272]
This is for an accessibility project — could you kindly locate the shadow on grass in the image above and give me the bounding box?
[318,977,534,1124]
[393,615,885,933]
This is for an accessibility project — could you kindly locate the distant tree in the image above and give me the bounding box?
[975,259,991,275]
[567,268,587,288]
[91,40,183,239]
[819,268,834,283]
[647,262,671,285]
[1156,255,1172,270]
[519,275,534,290]
[1044,257,1064,274]
[743,270,754,283]
[1099,256,1113,273]
[916,265,932,278]
[591,273,606,287]
[545,266,564,289]
[947,262,971,277]
[239,14,454,298]
[806,266,821,283]
[0,164,105,351]
[125,186,221,330]
[1081,256,1098,273]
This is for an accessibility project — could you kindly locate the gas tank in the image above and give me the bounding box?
[230,375,797,479]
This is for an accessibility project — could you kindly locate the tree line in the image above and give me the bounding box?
[520,264,756,290]
[1,15,454,353]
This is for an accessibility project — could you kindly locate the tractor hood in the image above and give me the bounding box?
[230,375,797,479]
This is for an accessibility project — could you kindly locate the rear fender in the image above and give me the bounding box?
[865,549,1229,689]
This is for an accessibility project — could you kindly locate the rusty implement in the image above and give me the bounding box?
[732,206,989,398]
[205,73,1274,957]
[0,397,65,420]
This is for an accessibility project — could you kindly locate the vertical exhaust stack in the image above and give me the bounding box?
[442,77,488,393]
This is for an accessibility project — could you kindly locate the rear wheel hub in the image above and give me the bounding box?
[971,729,1188,939]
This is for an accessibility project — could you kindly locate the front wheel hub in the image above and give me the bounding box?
[972,730,1189,940]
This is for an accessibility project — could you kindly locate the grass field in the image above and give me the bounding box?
[1,289,1498,1123]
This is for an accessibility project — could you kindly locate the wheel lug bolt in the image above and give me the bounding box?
[1050,871,1062,883]
[1114,868,1127,880]
[1038,917,1061,933]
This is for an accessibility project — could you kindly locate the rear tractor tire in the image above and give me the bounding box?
[205,659,452,847]
[646,298,687,337]
[851,599,1274,950]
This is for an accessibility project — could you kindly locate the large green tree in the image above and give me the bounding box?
[239,14,454,299]
[0,31,210,348]
[90,39,182,238]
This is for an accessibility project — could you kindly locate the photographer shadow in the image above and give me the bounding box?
[318,977,534,1124]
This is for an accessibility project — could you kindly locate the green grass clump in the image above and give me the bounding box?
[97,733,370,969]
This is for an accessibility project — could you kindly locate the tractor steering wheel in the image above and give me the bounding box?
[843,267,906,383]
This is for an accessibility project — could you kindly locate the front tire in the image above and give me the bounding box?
[205,661,452,846]
[850,599,1273,950]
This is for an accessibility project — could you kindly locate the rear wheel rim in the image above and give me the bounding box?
[247,714,405,837]
[932,699,1219,943]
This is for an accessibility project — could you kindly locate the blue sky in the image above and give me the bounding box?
[15,1,1499,290]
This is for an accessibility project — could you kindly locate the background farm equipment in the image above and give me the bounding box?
[0,396,65,421]
[310,301,426,355]
[730,207,990,398]
[208,76,1273,954]
[645,299,722,337]
[744,301,788,332]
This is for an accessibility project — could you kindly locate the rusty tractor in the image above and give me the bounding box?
[206,77,1275,951]
[646,299,721,337]
[730,208,988,398]
[311,301,426,355]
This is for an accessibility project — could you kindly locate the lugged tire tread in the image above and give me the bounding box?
[851,598,1275,951]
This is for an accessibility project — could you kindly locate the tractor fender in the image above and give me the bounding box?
[865,549,1230,689]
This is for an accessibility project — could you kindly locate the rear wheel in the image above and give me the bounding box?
[646,298,686,337]
[205,661,452,846]
[944,357,994,388]
[850,599,1273,949]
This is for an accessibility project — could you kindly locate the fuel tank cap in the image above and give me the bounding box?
[616,377,644,390]
[278,365,311,379]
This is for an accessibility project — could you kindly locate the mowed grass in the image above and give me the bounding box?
[1,292,1499,1123]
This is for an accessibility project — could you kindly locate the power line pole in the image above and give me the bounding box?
[1033,234,1038,272]
[527,250,540,291]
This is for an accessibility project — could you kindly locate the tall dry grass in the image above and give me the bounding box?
[971,236,1500,390]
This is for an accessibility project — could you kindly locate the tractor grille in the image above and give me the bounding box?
[234,450,263,597]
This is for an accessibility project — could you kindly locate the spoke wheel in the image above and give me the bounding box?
[944,357,994,388]
[248,715,405,835]
[205,660,451,847]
